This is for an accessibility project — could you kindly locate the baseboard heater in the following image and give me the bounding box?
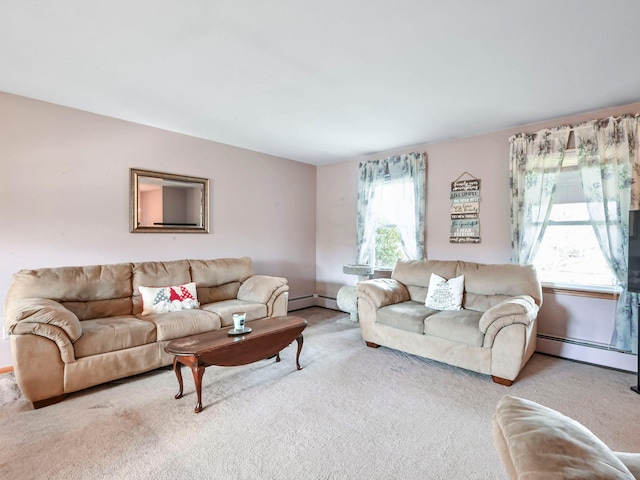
[288,295,340,312]
[537,334,628,353]
[536,333,636,373]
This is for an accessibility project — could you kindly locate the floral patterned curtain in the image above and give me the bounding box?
[509,127,571,265]
[356,161,385,264]
[356,152,426,265]
[575,114,640,354]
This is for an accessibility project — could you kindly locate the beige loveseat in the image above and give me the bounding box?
[493,395,640,479]
[356,259,541,385]
[4,257,289,407]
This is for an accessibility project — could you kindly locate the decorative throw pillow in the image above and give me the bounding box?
[139,282,200,316]
[424,273,464,311]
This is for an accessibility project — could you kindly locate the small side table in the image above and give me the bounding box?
[337,264,373,323]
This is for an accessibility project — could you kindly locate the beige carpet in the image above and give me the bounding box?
[0,307,639,480]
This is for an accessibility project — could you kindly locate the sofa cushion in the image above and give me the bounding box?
[62,298,134,322]
[7,263,133,302]
[8,263,133,320]
[141,309,221,342]
[376,301,436,334]
[190,257,254,305]
[424,309,484,347]
[189,257,254,287]
[132,260,192,315]
[196,282,242,305]
[493,395,634,480]
[74,315,157,358]
[201,300,268,327]
[138,282,199,316]
[425,273,464,311]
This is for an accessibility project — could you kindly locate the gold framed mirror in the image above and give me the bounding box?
[130,168,210,233]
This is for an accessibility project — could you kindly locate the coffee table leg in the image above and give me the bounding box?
[295,334,304,370]
[276,352,281,362]
[192,364,206,413]
[173,357,184,399]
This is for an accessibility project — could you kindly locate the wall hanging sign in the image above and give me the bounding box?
[450,173,480,243]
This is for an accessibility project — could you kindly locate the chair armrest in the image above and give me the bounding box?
[6,298,82,341]
[356,279,410,309]
[237,275,289,305]
[615,453,640,479]
[480,295,539,347]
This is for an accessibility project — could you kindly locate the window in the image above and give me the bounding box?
[531,151,617,289]
[371,181,409,269]
[356,153,426,268]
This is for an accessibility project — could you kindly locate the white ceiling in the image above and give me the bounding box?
[1,1,639,165]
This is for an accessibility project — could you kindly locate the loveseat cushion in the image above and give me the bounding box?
[392,260,458,303]
[457,262,543,311]
[201,300,268,327]
[376,301,435,334]
[424,309,484,347]
[74,315,157,358]
[493,395,634,480]
[141,309,221,342]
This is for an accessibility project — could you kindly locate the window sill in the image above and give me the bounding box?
[541,282,620,300]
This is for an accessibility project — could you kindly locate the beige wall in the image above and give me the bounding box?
[317,100,640,371]
[0,92,317,321]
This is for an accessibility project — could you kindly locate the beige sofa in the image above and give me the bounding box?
[356,259,542,385]
[493,395,640,479]
[4,257,289,407]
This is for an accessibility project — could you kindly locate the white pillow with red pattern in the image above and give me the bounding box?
[139,282,200,316]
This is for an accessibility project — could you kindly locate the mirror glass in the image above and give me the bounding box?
[130,168,209,233]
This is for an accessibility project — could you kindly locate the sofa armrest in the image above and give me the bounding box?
[479,294,538,339]
[10,321,76,364]
[356,279,410,309]
[237,275,289,305]
[6,298,82,341]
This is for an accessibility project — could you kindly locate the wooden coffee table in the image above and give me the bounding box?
[164,315,307,413]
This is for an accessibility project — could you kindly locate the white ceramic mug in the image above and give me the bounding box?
[232,312,246,331]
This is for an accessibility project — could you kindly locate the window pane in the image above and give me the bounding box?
[533,224,616,287]
[378,182,410,225]
[548,202,590,222]
[373,180,412,268]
